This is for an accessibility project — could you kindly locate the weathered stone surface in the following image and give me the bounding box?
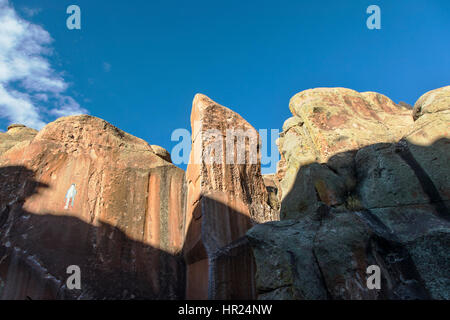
[355,143,432,209]
[278,88,414,219]
[405,228,450,300]
[0,124,37,156]
[248,87,450,300]
[282,162,350,219]
[247,218,328,300]
[412,85,450,120]
[404,87,450,206]
[314,210,431,300]
[262,174,280,211]
[184,94,276,299]
[249,205,437,300]
[0,115,186,299]
[368,203,450,299]
[287,88,413,160]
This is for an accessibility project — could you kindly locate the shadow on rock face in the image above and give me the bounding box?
[183,194,256,300]
[0,166,256,300]
[0,165,186,300]
[248,138,450,300]
[1,138,449,300]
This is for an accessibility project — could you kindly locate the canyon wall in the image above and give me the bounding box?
[0,115,186,299]
[1,86,449,300]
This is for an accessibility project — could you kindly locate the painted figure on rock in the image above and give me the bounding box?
[64,184,77,210]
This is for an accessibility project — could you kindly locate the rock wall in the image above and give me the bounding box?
[248,86,450,299]
[0,115,186,299]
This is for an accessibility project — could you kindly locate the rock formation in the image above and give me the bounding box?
[184,94,276,299]
[0,86,449,300]
[0,95,276,300]
[0,115,186,299]
[262,174,280,211]
[276,88,415,219]
[248,86,450,300]
[0,124,37,156]
[151,145,172,163]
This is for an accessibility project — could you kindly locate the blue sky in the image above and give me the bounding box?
[0,0,449,172]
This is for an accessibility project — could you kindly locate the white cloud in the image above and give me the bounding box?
[0,0,88,129]
[0,84,44,128]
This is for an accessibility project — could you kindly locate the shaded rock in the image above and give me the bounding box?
[0,115,186,299]
[262,174,280,211]
[281,162,350,219]
[405,228,450,299]
[355,143,431,209]
[404,88,450,207]
[248,207,436,300]
[247,218,328,300]
[314,210,430,300]
[258,287,299,300]
[356,139,449,218]
[368,204,450,299]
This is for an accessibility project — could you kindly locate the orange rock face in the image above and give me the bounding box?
[0,115,186,299]
[184,94,276,299]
